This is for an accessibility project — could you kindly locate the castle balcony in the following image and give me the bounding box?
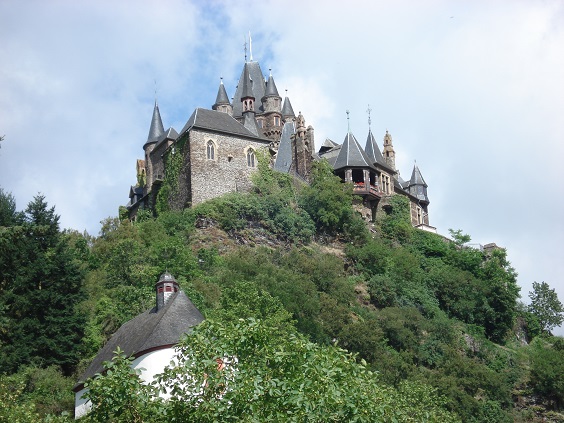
[353,182,382,200]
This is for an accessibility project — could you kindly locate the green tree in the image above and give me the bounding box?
[0,195,85,374]
[0,187,20,226]
[529,281,564,334]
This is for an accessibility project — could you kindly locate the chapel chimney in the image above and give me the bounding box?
[155,272,179,311]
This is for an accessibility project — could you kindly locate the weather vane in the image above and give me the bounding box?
[367,104,372,129]
[346,110,350,132]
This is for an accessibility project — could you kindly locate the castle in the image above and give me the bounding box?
[126,47,435,232]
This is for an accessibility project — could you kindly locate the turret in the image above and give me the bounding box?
[212,78,232,116]
[382,130,396,171]
[155,272,180,311]
[261,70,283,141]
[408,163,430,205]
[144,101,165,192]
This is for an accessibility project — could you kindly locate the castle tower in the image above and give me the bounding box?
[155,272,180,311]
[408,163,430,226]
[144,101,165,191]
[212,78,233,116]
[261,70,283,141]
[382,130,396,171]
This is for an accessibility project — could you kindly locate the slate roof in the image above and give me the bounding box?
[264,74,280,98]
[145,101,165,145]
[364,130,395,173]
[240,63,254,100]
[75,291,204,390]
[333,132,377,171]
[274,121,295,173]
[154,127,179,150]
[232,61,267,118]
[409,164,428,187]
[214,79,231,106]
[180,108,267,141]
[408,164,430,203]
[281,97,295,119]
[319,138,339,154]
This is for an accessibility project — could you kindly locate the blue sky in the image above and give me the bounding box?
[1,0,563,334]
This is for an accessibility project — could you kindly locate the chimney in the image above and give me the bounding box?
[155,272,179,311]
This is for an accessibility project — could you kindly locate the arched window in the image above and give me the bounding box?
[246,148,256,167]
[207,140,215,160]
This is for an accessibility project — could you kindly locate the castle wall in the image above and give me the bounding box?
[188,129,269,206]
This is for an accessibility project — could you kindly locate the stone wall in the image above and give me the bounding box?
[188,129,270,205]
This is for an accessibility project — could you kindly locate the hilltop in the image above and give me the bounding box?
[0,162,563,421]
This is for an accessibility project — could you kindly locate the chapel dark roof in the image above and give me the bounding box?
[333,132,377,171]
[145,101,165,145]
[274,121,295,173]
[232,61,267,118]
[180,108,267,140]
[75,290,204,389]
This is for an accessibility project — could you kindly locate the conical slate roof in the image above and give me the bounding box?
[281,97,295,118]
[232,61,266,118]
[264,74,280,97]
[333,132,377,171]
[409,164,428,187]
[408,164,430,203]
[365,129,386,167]
[146,101,165,145]
[214,79,230,106]
[274,121,295,173]
[241,63,254,100]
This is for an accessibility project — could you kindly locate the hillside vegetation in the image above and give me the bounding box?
[0,161,563,422]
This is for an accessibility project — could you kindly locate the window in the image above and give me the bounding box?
[416,206,423,225]
[380,174,391,194]
[274,116,280,126]
[207,140,215,160]
[246,148,256,167]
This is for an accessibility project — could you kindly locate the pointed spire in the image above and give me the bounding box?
[215,78,230,104]
[282,93,295,119]
[264,71,280,97]
[146,100,165,145]
[408,163,430,204]
[365,129,386,167]
[241,63,254,100]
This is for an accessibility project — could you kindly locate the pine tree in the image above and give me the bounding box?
[0,195,85,375]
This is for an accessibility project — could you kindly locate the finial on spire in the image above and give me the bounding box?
[346,110,350,133]
[220,76,223,84]
[154,79,158,103]
[249,31,253,62]
[367,104,372,129]
[269,68,272,77]
[243,37,247,62]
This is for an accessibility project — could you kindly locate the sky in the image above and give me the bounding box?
[1,0,563,334]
